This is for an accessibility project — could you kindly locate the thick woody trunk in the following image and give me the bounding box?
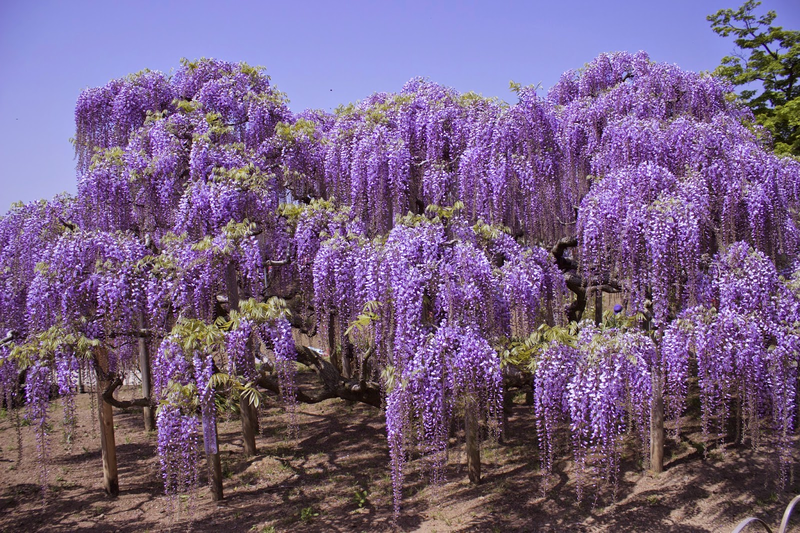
[95,349,119,496]
[226,261,258,457]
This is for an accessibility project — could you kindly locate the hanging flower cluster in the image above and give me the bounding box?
[534,325,653,502]
[662,243,800,484]
[305,209,566,515]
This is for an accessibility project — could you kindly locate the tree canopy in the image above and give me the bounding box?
[709,0,800,156]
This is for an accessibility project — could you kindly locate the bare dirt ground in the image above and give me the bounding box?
[1,379,798,533]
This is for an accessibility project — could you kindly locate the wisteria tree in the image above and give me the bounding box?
[1,51,799,518]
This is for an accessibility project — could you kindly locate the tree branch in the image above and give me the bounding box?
[0,330,16,347]
[105,329,153,339]
[257,345,382,408]
[58,217,77,232]
[551,237,578,271]
[144,233,159,254]
[257,372,338,404]
[102,374,151,409]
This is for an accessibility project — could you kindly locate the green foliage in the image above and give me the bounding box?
[8,324,100,370]
[300,506,319,521]
[381,364,409,395]
[88,146,125,171]
[211,164,276,191]
[457,91,505,108]
[498,310,652,371]
[204,112,236,137]
[250,526,276,533]
[708,1,800,156]
[353,488,369,508]
[345,300,381,340]
[191,219,265,258]
[277,201,307,223]
[508,80,541,98]
[179,57,200,70]
[278,197,352,235]
[498,323,578,371]
[596,308,650,332]
[472,219,512,242]
[395,201,465,228]
[238,62,267,82]
[230,296,290,326]
[145,109,168,124]
[645,494,660,506]
[173,98,202,114]
[156,316,245,414]
[171,317,225,355]
[759,96,800,156]
[424,201,464,221]
[135,233,184,277]
[208,372,263,408]
[240,383,263,409]
[334,93,414,125]
[275,118,319,144]
[221,219,259,243]
[160,380,200,411]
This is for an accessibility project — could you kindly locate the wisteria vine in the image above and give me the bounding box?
[0,52,797,517]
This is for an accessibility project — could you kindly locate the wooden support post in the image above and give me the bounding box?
[95,349,119,496]
[465,395,481,484]
[735,397,743,444]
[795,371,800,435]
[226,261,258,456]
[224,261,241,312]
[342,341,353,380]
[650,369,665,473]
[202,415,223,501]
[500,390,514,444]
[594,287,603,326]
[138,313,155,432]
[327,314,337,369]
[240,399,258,456]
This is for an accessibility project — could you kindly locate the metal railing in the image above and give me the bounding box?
[731,495,800,533]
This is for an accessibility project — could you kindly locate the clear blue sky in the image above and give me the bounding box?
[1,0,798,213]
